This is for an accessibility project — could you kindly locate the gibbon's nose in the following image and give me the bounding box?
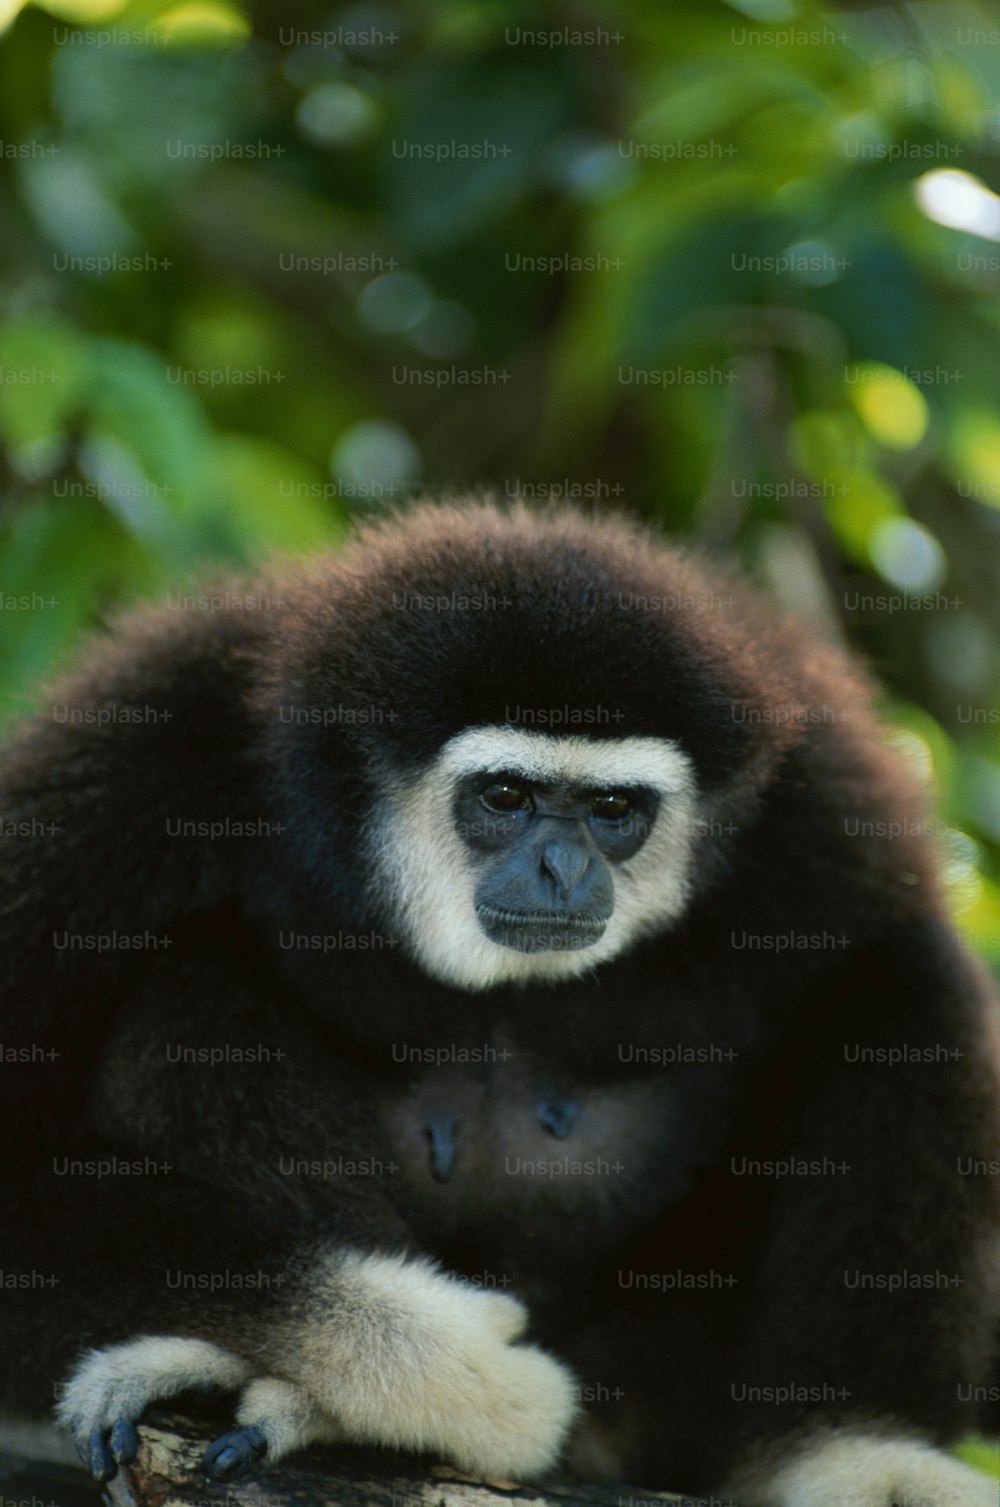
[540,838,590,900]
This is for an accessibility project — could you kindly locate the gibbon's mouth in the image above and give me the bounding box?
[475,904,609,953]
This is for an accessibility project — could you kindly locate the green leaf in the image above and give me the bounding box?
[88,338,211,504]
[203,435,347,557]
[0,316,90,449]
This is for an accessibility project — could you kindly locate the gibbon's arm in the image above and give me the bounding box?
[5,1157,577,1486]
[0,607,280,1148]
[4,933,579,1485]
[0,606,263,998]
[58,1248,578,1486]
[721,918,1000,1507]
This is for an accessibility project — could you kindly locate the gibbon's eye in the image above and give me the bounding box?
[591,792,633,823]
[481,780,531,814]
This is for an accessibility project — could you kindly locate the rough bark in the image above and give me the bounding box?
[94,1411,722,1507]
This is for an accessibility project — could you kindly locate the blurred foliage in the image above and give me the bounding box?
[2,0,1000,993]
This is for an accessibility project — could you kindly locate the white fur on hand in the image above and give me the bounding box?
[729,1434,998,1507]
[56,1336,249,1439]
[55,1256,577,1482]
[293,1252,579,1480]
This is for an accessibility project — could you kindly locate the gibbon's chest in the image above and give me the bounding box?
[378,1049,684,1247]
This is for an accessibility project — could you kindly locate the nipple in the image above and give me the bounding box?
[426,1111,458,1182]
[537,1097,580,1139]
